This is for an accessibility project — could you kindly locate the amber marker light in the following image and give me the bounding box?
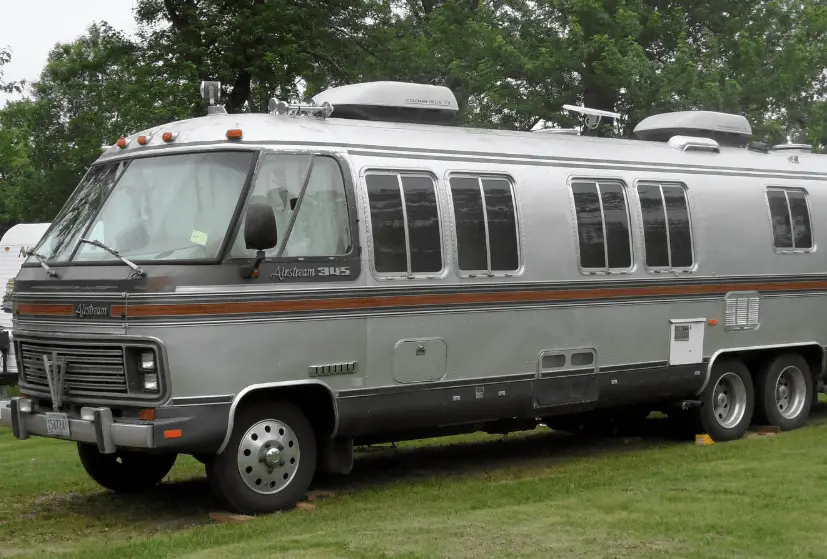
[708,319,718,326]
[116,137,128,149]
[162,132,176,142]
[138,408,156,421]
[226,128,243,140]
[137,135,150,145]
[164,429,182,439]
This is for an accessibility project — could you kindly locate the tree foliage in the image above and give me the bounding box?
[1,0,827,225]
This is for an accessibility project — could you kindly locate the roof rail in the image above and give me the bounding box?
[771,143,813,154]
[530,128,579,135]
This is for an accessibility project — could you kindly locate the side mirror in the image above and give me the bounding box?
[244,203,278,251]
[241,203,277,279]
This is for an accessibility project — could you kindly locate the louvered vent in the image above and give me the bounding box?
[674,325,690,341]
[724,292,760,331]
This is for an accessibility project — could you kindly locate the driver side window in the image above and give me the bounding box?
[229,153,352,258]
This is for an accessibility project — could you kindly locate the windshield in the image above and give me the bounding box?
[34,151,255,263]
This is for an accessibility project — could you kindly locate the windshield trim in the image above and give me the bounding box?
[22,148,261,268]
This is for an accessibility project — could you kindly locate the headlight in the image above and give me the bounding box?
[140,351,156,370]
[142,373,159,392]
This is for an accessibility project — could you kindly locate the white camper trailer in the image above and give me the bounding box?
[0,223,51,374]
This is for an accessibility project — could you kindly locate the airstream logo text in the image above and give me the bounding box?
[270,267,316,281]
[269,266,351,281]
[73,303,111,318]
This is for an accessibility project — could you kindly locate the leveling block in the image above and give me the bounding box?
[695,434,715,445]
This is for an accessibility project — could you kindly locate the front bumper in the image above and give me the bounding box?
[0,397,229,454]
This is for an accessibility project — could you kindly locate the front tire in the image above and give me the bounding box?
[696,359,754,442]
[754,352,813,431]
[206,401,317,515]
[77,443,177,493]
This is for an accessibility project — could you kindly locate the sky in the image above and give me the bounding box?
[0,0,139,107]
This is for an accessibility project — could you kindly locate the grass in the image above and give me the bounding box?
[3,404,827,558]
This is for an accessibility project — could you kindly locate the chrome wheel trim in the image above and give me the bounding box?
[236,419,300,495]
[712,372,747,429]
[775,366,807,420]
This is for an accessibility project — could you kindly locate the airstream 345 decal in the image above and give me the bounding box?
[269,266,351,281]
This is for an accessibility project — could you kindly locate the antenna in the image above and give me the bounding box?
[200,80,227,115]
[562,104,620,130]
[267,97,334,119]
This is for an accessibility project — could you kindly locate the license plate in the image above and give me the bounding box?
[45,412,70,437]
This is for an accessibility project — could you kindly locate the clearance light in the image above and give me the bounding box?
[137,135,150,145]
[226,128,243,140]
[164,429,182,439]
[162,132,176,143]
[116,137,128,149]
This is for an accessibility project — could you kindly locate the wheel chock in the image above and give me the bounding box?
[695,434,715,445]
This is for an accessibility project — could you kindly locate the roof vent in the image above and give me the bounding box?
[311,81,458,126]
[634,111,752,147]
[770,143,813,154]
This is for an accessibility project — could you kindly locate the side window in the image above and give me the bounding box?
[365,172,443,276]
[448,175,519,274]
[766,187,813,252]
[570,180,632,271]
[637,182,694,269]
[229,154,352,258]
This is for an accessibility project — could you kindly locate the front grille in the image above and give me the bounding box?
[19,341,127,395]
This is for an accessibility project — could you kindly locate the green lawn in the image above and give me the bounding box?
[2,404,827,558]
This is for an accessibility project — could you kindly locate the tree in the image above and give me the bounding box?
[0,47,22,94]
[134,0,387,113]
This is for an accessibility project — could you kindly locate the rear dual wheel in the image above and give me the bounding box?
[695,354,813,442]
[753,353,813,431]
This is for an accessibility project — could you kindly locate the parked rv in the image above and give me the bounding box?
[1,80,825,515]
[0,223,51,381]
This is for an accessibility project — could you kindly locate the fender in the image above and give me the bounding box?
[698,341,825,394]
[217,379,340,454]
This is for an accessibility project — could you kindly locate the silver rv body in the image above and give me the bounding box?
[2,80,825,513]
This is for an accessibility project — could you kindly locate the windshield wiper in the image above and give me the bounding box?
[23,250,58,278]
[78,239,146,277]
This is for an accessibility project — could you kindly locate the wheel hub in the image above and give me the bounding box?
[711,372,747,429]
[775,366,807,420]
[236,419,300,495]
[263,446,284,469]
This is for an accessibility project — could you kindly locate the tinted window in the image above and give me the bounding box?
[766,189,793,248]
[366,174,407,273]
[638,183,694,268]
[402,176,443,273]
[366,173,443,275]
[571,182,605,268]
[663,186,693,267]
[450,177,488,271]
[787,191,813,249]
[482,179,519,270]
[571,180,631,270]
[600,182,632,269]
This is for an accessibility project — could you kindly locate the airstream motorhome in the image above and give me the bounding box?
[2,80,825,515]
